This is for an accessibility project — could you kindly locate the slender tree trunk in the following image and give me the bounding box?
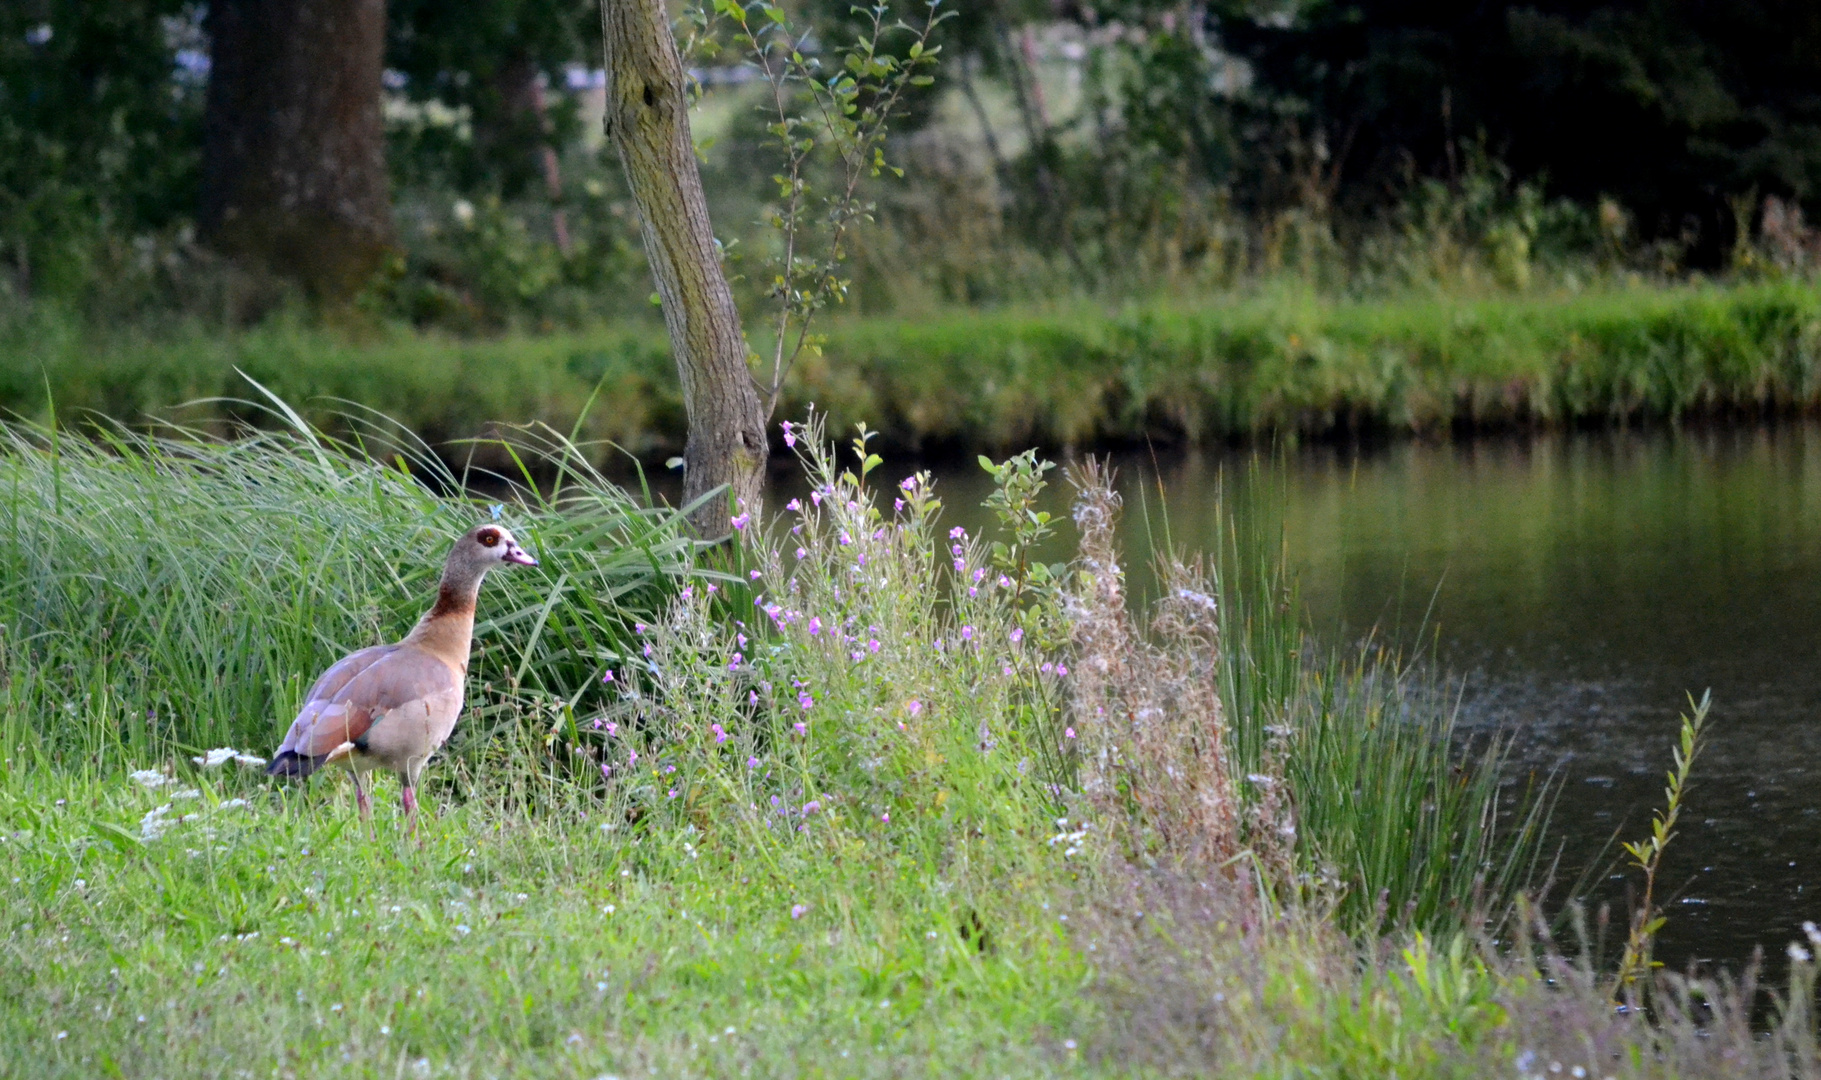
[499,58,572,255]
[200,0,394,301]
[599,0,766,537]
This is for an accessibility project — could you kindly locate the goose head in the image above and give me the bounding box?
[449,523,538,580]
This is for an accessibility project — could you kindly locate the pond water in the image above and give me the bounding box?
[908,424,1821,976]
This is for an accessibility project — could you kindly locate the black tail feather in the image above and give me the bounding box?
[265,750,324,779]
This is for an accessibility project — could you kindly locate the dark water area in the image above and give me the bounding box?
[877,424,1821,978]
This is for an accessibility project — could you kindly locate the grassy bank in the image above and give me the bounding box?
[1,412,1817,1075]
[10,281,1821,462]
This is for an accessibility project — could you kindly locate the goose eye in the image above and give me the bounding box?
[476,528,501,547]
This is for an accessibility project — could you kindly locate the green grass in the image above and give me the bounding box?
[0,408,1811,1076]
[9,281,1821,463]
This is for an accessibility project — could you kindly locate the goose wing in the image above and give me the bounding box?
[278,646,461,760]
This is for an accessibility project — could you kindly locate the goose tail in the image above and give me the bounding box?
[265,750,324,779]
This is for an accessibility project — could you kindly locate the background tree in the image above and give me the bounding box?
[199,0,394,299]
[599,0,767,535]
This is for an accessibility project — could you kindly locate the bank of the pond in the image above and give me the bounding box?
[10,281,1820,457]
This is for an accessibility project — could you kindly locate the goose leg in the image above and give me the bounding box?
[400,776,418,832]
[352,772,372,820]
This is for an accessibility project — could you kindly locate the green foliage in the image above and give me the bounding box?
[693,0,949,410]
[1613,691,1713,995]
[385,0,595,196]
[368,185,651,330]
[1209,0,1821,261]
[0,1,205,301]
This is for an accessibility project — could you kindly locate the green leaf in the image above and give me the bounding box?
[94,821,144,850]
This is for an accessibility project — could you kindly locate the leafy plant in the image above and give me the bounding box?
[688,0,950,413]
[1613,690,1714,997]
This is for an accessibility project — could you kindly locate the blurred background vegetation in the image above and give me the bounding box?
[3,0,1819,446]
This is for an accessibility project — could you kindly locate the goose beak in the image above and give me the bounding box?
[503,543,538,567]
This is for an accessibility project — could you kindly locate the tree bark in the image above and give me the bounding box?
[200,0,394,300]
[600,0,766,538]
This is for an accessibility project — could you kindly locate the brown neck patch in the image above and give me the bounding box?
[426,581,477,620]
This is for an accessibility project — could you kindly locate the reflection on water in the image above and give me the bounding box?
[905,425,1821,974]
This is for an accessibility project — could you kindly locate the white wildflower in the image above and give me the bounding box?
[1791,943,1812,963]
[193,747,265,768]
[171,789,201,800]
[140,804,175,840]
[129,770,172,789]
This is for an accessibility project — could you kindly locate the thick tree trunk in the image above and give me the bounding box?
[200,0,393,300]
[599,0,767,537]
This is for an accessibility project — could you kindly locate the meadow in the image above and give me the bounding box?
[2,406,1819,1077]
[7,280,1821,466]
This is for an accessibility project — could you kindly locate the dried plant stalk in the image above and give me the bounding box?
[1064,459,1245,870]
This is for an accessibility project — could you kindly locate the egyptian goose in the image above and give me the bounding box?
[266,524,537,823]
